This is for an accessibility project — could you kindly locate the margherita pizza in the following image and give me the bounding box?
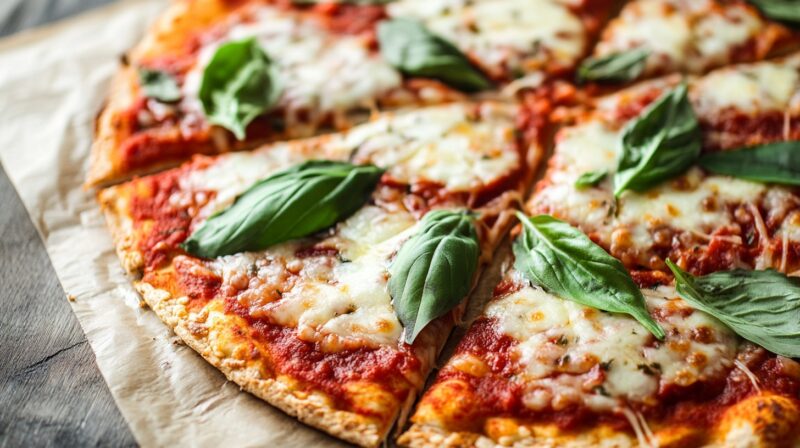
[91,0,800,446]
[99,102,544,447]
[401,54,800,448]
[88,0,610,187]
[532,54,800,279]
[578,0,800,84]
[401,249,800,447]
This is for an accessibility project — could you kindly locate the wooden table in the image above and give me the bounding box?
[0,2,136,446]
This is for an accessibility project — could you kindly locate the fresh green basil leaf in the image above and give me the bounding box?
[614,82,702,196]
[576,49,649,84]
[199,38,282,140]
[748,0,800,25]
[181,161,383,258]
[698,141,800,185]
[574,170,608,189]
[138,68,182,103]
[389,209,480,344]
[513,213,665,339]
[377,18,491,92]
[666,260,800,358]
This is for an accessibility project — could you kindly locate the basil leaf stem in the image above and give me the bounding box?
[378,18,491,92]
[199,38,282,140]
[614,82,702,196]
[389,209,480,344]
[513,213,665,339]
[181,161,383,258]
[667,260,800,358]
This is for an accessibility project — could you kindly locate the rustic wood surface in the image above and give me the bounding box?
[0,1,136,446]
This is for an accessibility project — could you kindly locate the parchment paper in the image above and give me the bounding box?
[0,2,509,445]
[0,2,350,445]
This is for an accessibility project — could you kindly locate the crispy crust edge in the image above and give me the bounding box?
[87,66,139,189]
[399,392,800,448]
[95,100,547,446]
[134,282,388,448]
[98,184,394,447]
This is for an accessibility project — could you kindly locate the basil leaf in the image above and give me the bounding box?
[377,18,491,92]
[199,38,282,140]
[138,68,181,103]
[576,49,649,84]
[575,170,607,189]
[389,209,480,344]
[748,0,800,25]
[614,82,702,196]
[513,213,665,339]
[698,141,800,185]
[181,161,383,258]
[666,260,800,358]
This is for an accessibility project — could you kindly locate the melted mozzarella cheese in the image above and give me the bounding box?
[387,0,586,75]
[172,103,521,348]
[352,104,520,190]
[182,6,401,122]
[604,0,692,65]
[617,168,766,248]
[179,103,518,219]
[595,0,765,74]
[693,62,800,114]
[212,206,415,348]
[486,277,738,412]
[531,63,800,252]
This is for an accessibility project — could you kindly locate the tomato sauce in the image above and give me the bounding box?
[224,297,421,416]
[428,295,800,436]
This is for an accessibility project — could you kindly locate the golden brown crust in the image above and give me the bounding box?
[399,394,800,448]
[87,0,249,188]
[97,184,143,274]
[87,66,139,189]
[129,0,241,63]
[135,282,388,448]
[98,174,397,446]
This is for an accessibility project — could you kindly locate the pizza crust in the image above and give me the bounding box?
[98,183,393,446]
[135,282,388,448]
[97,180,477,448]
[399,394,800,448]
[87,66,139,188]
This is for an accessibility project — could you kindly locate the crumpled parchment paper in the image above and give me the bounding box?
[0,1,351,445]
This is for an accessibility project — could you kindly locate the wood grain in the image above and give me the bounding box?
[0,3,137,447]
[0,165,136,447]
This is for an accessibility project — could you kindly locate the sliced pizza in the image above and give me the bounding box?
[578,0,800,84]
[400,221,800,447]
[98,102,545,447]
[530,54,800,279]
[88,0,610,187]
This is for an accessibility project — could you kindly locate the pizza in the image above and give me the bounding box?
[532,54,800,280]
[91,1,800,446]
[98,101,545,447]
[400,56,800,448]
[87,0,610,187]
[579,0,800,84]
[400,253,800,447]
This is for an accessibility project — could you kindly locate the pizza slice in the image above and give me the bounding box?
[88,0,611,187]
[400,218,800,447]
[531,54,800,280]
[98,101,545,447]
[578,0,800,84]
